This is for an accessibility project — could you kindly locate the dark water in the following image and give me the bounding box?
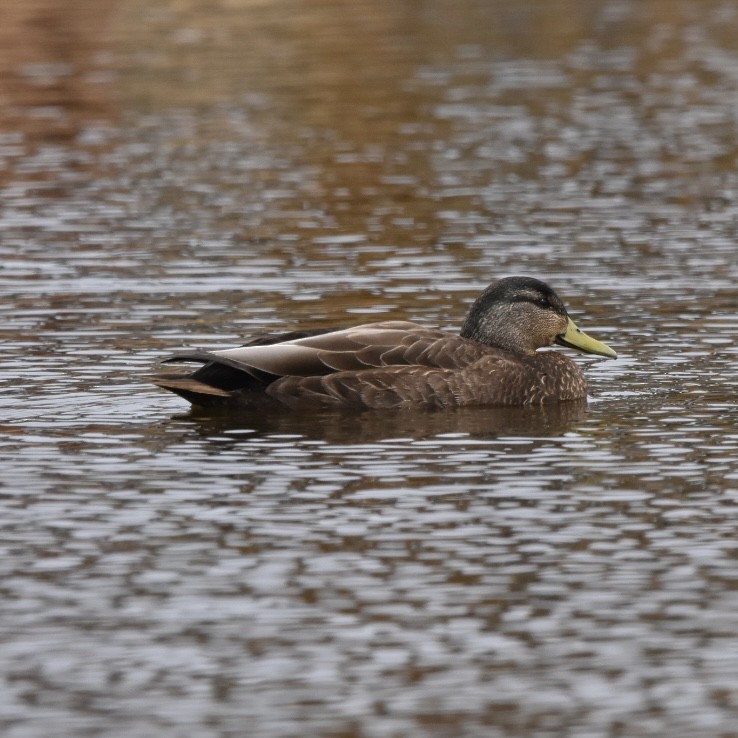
[2,1,738,736]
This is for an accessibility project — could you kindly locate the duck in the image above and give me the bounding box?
[150,276,616,410]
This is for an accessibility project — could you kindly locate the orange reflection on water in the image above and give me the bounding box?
[0,0,117,143]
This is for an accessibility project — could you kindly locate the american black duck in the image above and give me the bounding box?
[151,276,616,410]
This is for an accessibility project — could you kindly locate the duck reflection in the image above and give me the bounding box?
[178,399,589,443]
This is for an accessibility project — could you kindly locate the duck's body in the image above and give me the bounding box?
[151,277,616,411]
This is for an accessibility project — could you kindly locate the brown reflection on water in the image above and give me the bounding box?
[0,0,116,144]
[105,0,738,260]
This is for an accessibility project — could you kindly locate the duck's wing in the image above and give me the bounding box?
[236,328,334,347]
[150,321,489,406]
[213,321,482,374]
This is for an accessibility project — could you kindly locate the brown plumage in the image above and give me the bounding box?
[150,276,616,410]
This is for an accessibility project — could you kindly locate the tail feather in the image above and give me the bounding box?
[152,350,276,408]
[150,375,234,407]
[162,351,276,387]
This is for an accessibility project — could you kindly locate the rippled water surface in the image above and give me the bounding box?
[3,1,738,736]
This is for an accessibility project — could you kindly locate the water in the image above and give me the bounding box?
[2,0,738,736]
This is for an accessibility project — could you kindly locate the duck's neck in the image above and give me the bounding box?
[460,307,536,355]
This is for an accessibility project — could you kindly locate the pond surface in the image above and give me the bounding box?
[2,0,738,736]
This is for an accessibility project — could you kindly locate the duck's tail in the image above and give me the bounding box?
[150,351,275,408]
[150,375,234,406]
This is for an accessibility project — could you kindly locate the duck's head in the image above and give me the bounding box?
[460,276,617,359]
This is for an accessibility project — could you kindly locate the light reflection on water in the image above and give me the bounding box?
[2,0,738,736]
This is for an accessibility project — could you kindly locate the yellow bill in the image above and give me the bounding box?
[555,317,617,359]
